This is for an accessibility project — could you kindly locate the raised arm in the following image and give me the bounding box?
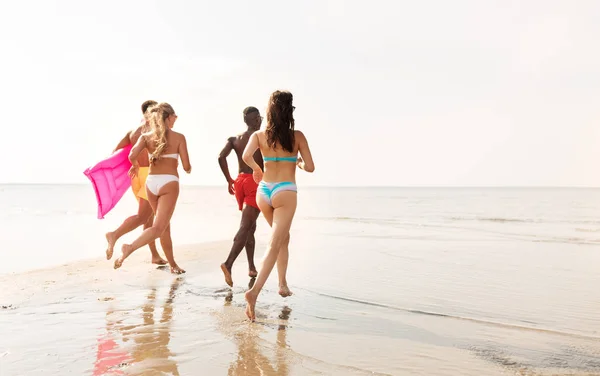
[128,134,147,166]
[296,130,315,172]
[217,137,235,184]
[242,132,261,172]
[179,135,192,173]
[114,131,132,152]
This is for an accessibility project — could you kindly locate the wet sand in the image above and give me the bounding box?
[3,187,600,375]
[1,238,600,375]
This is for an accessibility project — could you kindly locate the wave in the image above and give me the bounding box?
[298,288,600,342]
[305,215,600,227]
[450,216,535,223]
[576,227,600,233]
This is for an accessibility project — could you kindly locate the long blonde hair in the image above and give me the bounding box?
[147,102,175,164]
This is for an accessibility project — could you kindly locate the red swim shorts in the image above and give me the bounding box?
[234,173,258,211]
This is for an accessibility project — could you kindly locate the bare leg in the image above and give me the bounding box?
[144,213,167,265]
[221,205,260,286]
[245,221,258,277]
[159,224,185,274]
[245,192,297,321]
[114,182,179,270]
[105,196,153,260]
[277,233,292,297]
[258,205,291,297]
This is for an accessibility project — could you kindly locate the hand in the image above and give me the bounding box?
[296,157,303,165]
[227,180,235,195]
[252,169,263,184]
[128,165,139,178]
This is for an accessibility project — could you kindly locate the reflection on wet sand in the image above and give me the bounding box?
[95,278,182,375]
[219,285,291,376]
[228,307,291,376]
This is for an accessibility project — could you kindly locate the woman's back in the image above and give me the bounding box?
[135,101,191,177]
[257,130,303,183]
[144,130,185,176]
[242,90,314,185]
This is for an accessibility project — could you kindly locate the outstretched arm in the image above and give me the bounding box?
[218,137,235,184]
[114,131,132,152]
[242,133,261,172]
[296,131,315,172]
[179,135,192,173]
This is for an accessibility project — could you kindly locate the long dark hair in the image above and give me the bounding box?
[265,90,295,152]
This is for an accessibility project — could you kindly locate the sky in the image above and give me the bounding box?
[1,0,599,187]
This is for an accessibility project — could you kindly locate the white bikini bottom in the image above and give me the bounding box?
[146,174,179,195]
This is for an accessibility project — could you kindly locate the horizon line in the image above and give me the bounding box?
[1,183,600,189]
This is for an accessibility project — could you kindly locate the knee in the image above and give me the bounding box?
[130,214,145,226]
[269,234,288,251]
[152,223,169,236]
[144,215,154,225]
[235,222,253,239]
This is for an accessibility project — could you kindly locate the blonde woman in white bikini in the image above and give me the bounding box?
[114,102,191,274]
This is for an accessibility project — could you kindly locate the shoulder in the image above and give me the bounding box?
[253,130,266,143]
[170,130,185,139]
[294,130,307,142]
[128,126,141,139]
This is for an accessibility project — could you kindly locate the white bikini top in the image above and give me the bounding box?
[149,152,179,160]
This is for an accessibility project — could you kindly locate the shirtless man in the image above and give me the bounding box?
[104,100,167,265]
[218,106,264,286]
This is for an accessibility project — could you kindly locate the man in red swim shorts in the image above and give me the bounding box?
[218,106,264,287]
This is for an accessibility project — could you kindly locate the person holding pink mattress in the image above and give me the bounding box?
[104,100,167,266]
[114,102,191,274]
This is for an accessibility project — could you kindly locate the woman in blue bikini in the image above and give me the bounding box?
[241,90,315,321]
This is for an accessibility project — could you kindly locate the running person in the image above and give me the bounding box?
[218,106,264,286]
[114,102,191,274]
[241,90,314,321]
[105,100,166,265]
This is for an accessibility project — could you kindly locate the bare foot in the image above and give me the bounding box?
[245,290,257,322]
[248,269,258,278]
[114,244,134,270]
[170,265,186,274]
[220,263,233,287]
[105,232,116,260]
[152,256,168,265]
[279,285,293,298]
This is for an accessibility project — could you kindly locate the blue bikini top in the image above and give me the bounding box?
[263,156,297,162]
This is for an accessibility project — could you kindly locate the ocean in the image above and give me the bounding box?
[1,185,600,375]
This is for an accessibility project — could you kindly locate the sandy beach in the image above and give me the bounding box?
[2,239,600,375]
[2,186,600,375]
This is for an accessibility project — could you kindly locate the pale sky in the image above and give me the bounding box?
[1,0,599,187]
